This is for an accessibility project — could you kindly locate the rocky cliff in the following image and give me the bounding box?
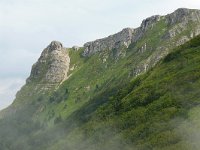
[82,28,134,57]
[82,8,200,58]
[1,8,200,150]
[20,8,200,89]
[166,8,200,25]
[82,15,162,57]
[27,41,70,85]
[81,8,200,77]
[14,8,200,95]
[7,41,70,108]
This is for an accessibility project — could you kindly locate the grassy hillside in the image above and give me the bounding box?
[1,34,199,150]
[47,35,200,150]
[31,14,200,127]
[0,11,200,149]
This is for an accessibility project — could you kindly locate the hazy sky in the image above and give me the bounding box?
[0,0,200,110]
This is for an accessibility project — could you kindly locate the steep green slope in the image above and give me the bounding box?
[1,29,199,150]
[34,8,200,128]
[49,35,200,150]
[0,8,200,150]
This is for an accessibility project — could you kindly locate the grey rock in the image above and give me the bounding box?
[82,8,200,58]
[166,8,200,25]
[48,41,63,51]
[162,9,200,41]
[176,36,190,46]
[82,28,134,57]
[26,8,200,87]
[27,41,70,85]
[195,27,200,36]
[131,9,200,77]
[140,15,161,31]
[131,15,161,43]
[133,47,169,77]
[72,46,80,51]
[82,15,161,57]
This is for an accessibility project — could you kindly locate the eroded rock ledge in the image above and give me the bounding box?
[27,41,70,84]
[82,8,200,57]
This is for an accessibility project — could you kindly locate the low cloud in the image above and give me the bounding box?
[0,78,25,110]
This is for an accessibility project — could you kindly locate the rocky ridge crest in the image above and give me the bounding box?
[82,8,200,57]
[83,28,134,57]
[25,8,200,90]
[27,41,70,85]
[82,15,161,57]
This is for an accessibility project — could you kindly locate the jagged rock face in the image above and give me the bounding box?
[82,9,200,58]
[27,41,70,84]
[131,15,161,43]
[81,8,200,80]
[82,16,161,57]
[166,8,200,25]
[140,15,161,31]
[82,28,134,57]
[162,9,200,43]
[25,8,200,87]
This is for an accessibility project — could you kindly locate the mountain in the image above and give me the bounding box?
[0,8,200,150]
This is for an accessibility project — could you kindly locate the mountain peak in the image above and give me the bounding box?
[141,15,161,31]
[174,8,191,14]
[26,41,70,86]
[82,8,200,57]
[166,8,200,25]
[82,27,134,57]
[48,41,63,51]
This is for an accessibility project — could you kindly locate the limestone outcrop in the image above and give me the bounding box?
[27,41,70,84]
[82,8,200,58]
[82,28,134,57]
[166,8,200,25]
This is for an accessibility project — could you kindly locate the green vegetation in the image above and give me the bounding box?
[43,35,200,150]
[0,18,200,150]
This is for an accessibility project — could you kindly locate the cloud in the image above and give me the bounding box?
[0,49,39,78]
[0,78,25,110]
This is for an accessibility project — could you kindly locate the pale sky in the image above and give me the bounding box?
[0,0,200,110]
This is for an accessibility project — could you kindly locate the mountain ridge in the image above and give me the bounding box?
[2,7,200,119]
[81,8,200,57]
[0,8,200,150]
